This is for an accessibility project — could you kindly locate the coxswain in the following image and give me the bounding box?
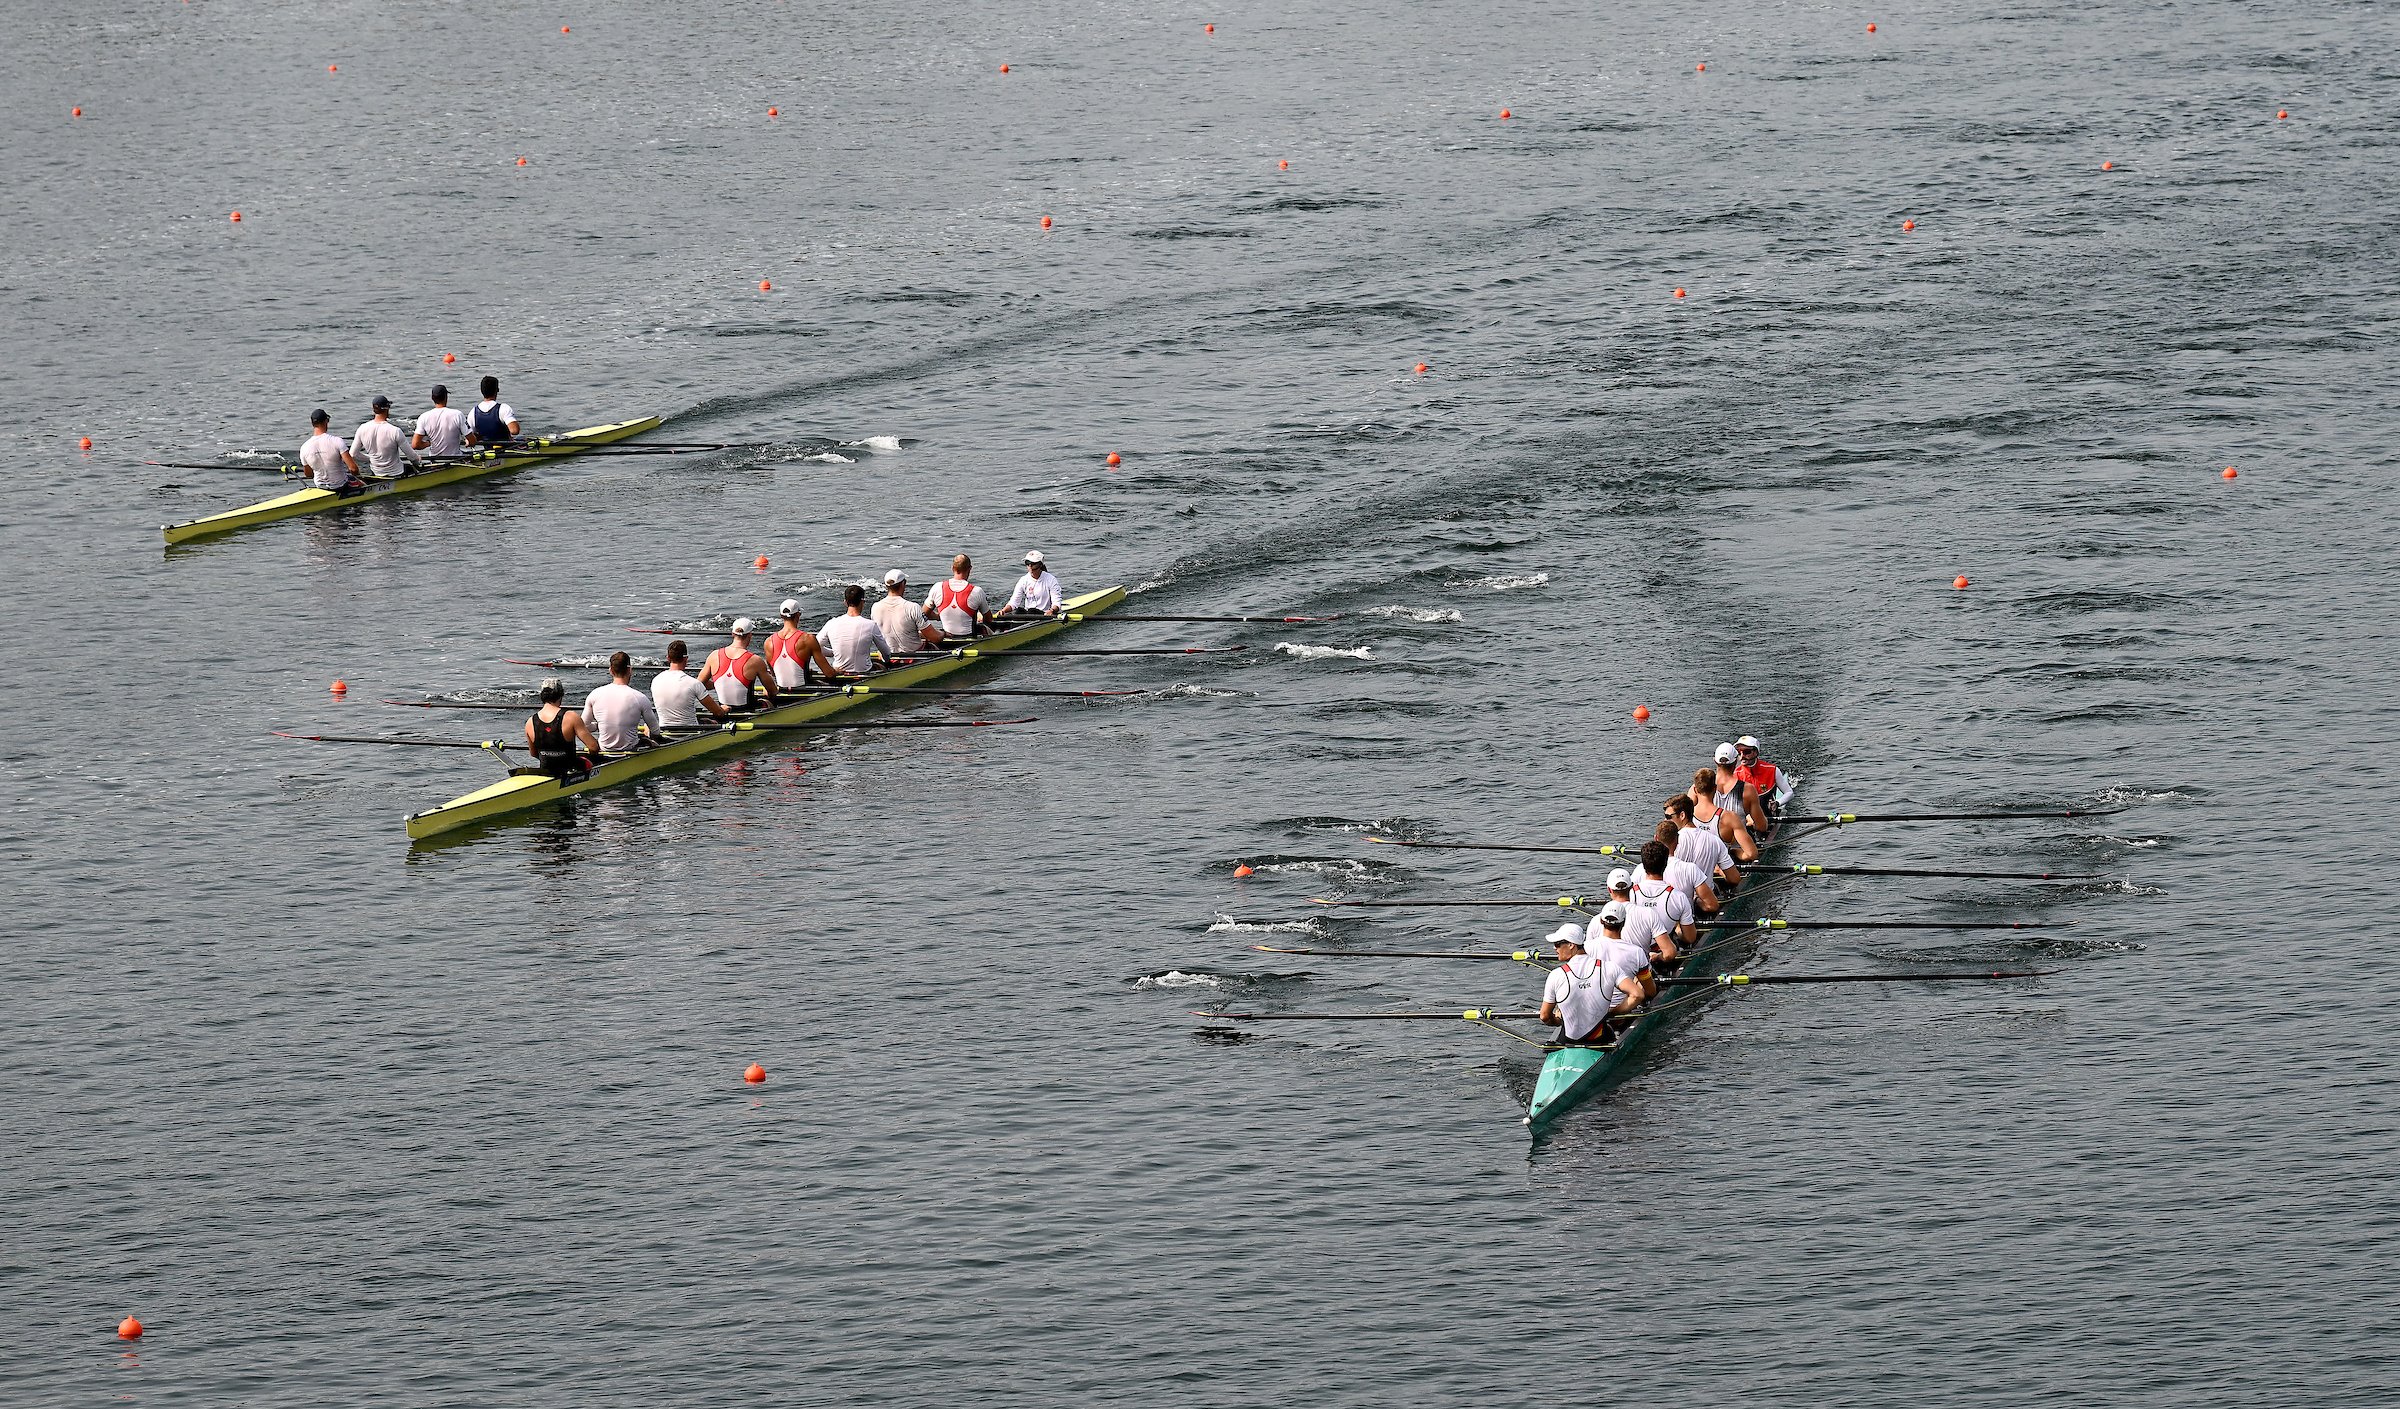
[1621,855,1698,958]
[1005,549,1064,617]
[700,619,775,710]
[350,395,424,480]
[1640,832,1720,920]
[1712,742,1773,836]
[873,569,941,651]
[465,374,519,447]
[1537,920,1645,1047]
[821,584,893,676]
[649,639,728,729]
[525,677,599,778]
[1664,794,1741,891]
[924,554,991,638]
[765,600,841,690]
[1689,764,1761,864]
[1732,735,1784,821]
[582,651,662,754]
[298,409,363,495]
[412,384,468,458]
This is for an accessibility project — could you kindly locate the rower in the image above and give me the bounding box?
[924,554,990,638]
[1005,549,1064,617]
[525,677,599,778]
[765,600,840,690]
[1640,832,1719,920]
[1689,764,1761,864]
[1732,735,1783,821]
[298,409,363,495]
[412,384,468,458]
[649,639,728,729]
[1713,741,1773,836]
[872,569,941,651]
[1664,794,1741,891]
[1537,920,1645,1047]
[350,395,424,480]
[465,375,519,447]
[820,583,892,676]
[700,619,775,710]
[1621,855,1698,958]
[582,650,661,753]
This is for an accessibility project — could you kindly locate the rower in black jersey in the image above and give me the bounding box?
[524,677,599,778]
[466,374,521,449]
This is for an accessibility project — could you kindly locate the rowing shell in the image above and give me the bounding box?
[161,416,662,545]
[1523,770,1801,1131]
[402,585,1126,842]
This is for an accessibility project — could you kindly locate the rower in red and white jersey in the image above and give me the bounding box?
[1712,742,1773,836]
[923,554,991,638]
[1664,794,1741,890]
[1598,869,1681,962]
[1621,853,1699,955]
[1689,764,1761,864]
[765,599,841,690]
[1732,735,1785,820]
[1645,825,1721,916]
[700,618,775,710]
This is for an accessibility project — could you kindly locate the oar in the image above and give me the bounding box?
[1057,612,1345,623]
[1194,1009,1536,1022]
[1696,918,2061,931]
[659,716,1035,735]
[145,458,306,473]
[1815,807,2126,824]
[273,731,511,750]
[1366,836,1634,856]
[1666,969,2054,986]
[1254,945,1545,961]
[895,646,1246,658]
[1775,863,2096,880]
[1309,896,1593,908]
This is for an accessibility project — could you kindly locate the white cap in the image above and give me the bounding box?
[1596,901,1629,930]
[883,569,908,586]
[778,599,801,618]
[1606,868,1633,892]
[1024,549,1045,565]
[731,617,755,634]
[1545,922,1585,948]
[1714,742,1739,765]
[1737,735,1760,751]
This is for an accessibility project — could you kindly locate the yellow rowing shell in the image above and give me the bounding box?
[403,585,1129,842]
[161,416,662,545]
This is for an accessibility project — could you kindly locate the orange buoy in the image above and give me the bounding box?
[2222,465,2238,479]
[1205,23,1215,33]
[759,279,772,291]
[516,156,528,166]
[1233,863,1253,878]
[1696,62,1706,72]
[1632,705,1651,722]
[1040,214,1052,229]
[443,352,456,364]
[229,210,242,222]
[743,1062,766,1084]
[1953,575,1970,590]
[1902,219,1915,230]
[118,1317,143,1341]
[79,436,93,450]
[327,64,338,73]
[72,106,82,118]
[1499,108,1512,119]
[1278,159,1288,170]
[1867,23,1878,32]
[768,107,778,117]
[1413,362,1429,374]
[2101,160,2114,170]
[330,680,348,695]
[754,555,770,571]
[1105,452,1121,466]
[561,25,570,33]
[999,64,1009,73]
[2277,109,2288,120]
[1673,287,1685,298]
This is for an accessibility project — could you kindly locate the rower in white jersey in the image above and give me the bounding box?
[1537,921,1645,1046]
[765,600,841,690]
[700,619,775,710]
[819,584,893,676]
[649,639,728,729]
[411,384,468,458]
[872,569,941,651]
[582,651,662,753]
[1587,904,1659,1003]
[350,395,424,480]
[1689,764,1761,864]
[1663,794,1741,890]
[1621,853,1699,957]
[1004,549,1064,617]
[1645,825,1721,917]
[1599,868,1681,963]
[298,409,362,494]
[923,554,990,638]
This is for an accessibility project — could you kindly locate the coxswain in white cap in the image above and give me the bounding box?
[524,676,599,779]
[1732,735,1786,821]
[1688,764,1761,865]
[924,554,991,638]
[700,618,775,710]
[873,568,942,651]
[1005,549,1064,617]
[765,598,840,690]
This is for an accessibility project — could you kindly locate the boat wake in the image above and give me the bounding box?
[1206,914,1324,935]
[1454,571,1549,591]
[1364,604,1464,623]
[1275,643,1373,660]
[1134,970,1224,989]
[842,435,905,452]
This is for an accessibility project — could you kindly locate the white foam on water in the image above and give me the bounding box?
[1365,604,1464,623]
[1275,643,1373,660]
[846,435,903,452]
[798,452,855,464]
[1134,971,1223,989]
[1151,684,1248,699]
[1252,859,1376,882]
[1460,572,1550,591]
[1206,915,1324,935]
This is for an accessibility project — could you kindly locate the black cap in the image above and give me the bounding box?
[310,408,329,427]
[371,394,391,410]
[431,383,448,402]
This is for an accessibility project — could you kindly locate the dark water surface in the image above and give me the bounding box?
[6,1,2398,1404]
